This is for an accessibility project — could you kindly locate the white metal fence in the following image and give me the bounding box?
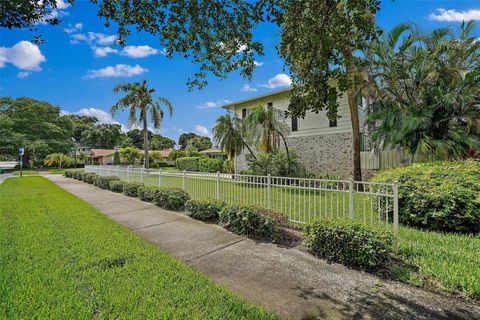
[85,165,399,239]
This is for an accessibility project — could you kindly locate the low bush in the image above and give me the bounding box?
[372,161,480,234]
[74,171,84,180]
[222,160,234,174]
[219,204,287,240]
[176,157,200,171]
[79,172,87,182]
[109,180,126,193]
[96,176,120,189]
[123,182,144,197]
[85,173,97,184]
[199,158,223,173]
[138,185,159,202]
[185,198,226,220]
[151,187,190,211]
[303,218,393,270]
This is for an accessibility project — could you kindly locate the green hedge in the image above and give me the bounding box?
[304,218,393,270]
[185,198,226,220]
[79,172,87,182]
[372,161,480,234]
[74,171,83,180]
[123,182,144,197]
[152,187,190,211]
[109,180,126,193]
[95,176,120,189]
[176,157,200,171]
[219,204,287,240]
[138,185,159,202]
[199,158,223,173]
[85,173,97,184]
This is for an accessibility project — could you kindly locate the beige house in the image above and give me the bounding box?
[87,149,116,165]
[223,88,404,178]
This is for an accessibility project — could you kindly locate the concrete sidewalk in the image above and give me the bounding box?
[47,174,480,320]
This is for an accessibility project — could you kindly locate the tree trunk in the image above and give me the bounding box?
[143,111,149,169]
[342,47,363,182]
[278,131,291,175]
[243,141,257,160]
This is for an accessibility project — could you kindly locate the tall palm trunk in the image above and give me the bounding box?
[142,108,150,169]
[343,47,363,182]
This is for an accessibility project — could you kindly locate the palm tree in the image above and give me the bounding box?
[112,80,173,168]
[244,105,292,172]
[362,21,480,161]
[213,113,256,161]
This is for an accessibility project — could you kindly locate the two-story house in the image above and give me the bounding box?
[223,87,404,178]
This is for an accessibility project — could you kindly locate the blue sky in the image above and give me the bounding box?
[1,0,479,143]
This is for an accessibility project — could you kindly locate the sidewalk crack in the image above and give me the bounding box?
[185,238,246,263]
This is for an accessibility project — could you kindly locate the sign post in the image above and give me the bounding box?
[18,147,24,178]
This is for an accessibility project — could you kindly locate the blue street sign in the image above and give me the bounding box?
[18,148,24,156]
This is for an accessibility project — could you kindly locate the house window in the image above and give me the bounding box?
[329,118,337,127]
[242,108,247,119]
[291,116,298,132]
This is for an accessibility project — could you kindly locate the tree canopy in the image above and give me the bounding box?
[178,133,212,151]
[81,123,123,149]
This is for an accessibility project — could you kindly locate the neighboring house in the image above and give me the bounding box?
[76,143,91,155]
[223,88,405,178]
[199,147,227,161]
[87,149,116,165]
[152,149,175,165]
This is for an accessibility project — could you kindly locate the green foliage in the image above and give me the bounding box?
[109,180,126,193]
[74,171,83,180]
[167,149,187,161]
[219,204,287,240]
[199,158,223,173]
[246,151,304,177]
[150,187,190,211]
[64,114,98,143]
[0,177,276,319]
[138,185,159,202]
[113,151,121,165]
[96,176,120,189]
[222,160,234,173]
[363,22,480,160]
[185,198,226,221]
[123,182,144,197]
[119,147,143,165]
[65,169,82,178]
[43,153,73,168]
[85,173,97,184]
[79,172,87,182]
[176,157,200,171]
[304,218,393,270]
[0,97,74,163]
[372,161,480,234]
[81,123,123,149]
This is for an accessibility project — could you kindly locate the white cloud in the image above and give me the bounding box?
[36,0,70,25]
[195,125,209,136]
[197,99,232,109]
[254,61,264,67]
[64,22,83,34]
[55,0,71,10]
[92,46,118,57]
[241,83,257,92]
[84,64,148,79]
[258,73,291,89]
[0,41,46,71]
[17,71,31,78]
[69,32,117,46]
[429,8,480,21]
[121,45,160,58]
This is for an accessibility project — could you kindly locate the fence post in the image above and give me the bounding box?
[393,180,399,245]
[348,178,354,220]
[159,169,162,187]
[267,174,271,209]
[182,170,186,191]
[216,172,220,199]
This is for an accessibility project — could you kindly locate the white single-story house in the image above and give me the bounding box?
[87,149,116,165]
[223,88,405,178]
[199,147,227,161]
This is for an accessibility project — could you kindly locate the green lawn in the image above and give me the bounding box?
[47,168,66,174]
[12,170,38,175]
[0,177,276,319]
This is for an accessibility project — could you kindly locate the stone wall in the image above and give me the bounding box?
[235,132,359,179]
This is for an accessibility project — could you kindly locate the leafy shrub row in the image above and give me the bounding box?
[185,198,226,220]
[304,218,393,270]
[372,161,480,234]
[176,157,200,171]
[86,173,97,184]
[96,176,120,189]
[198,158,223,173]
[219,204,288,241]
[138,185,190,210]
[123,182,143,197]
[109,180,126,192]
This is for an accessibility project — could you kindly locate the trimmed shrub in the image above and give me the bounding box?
[79,172,87,182]
[222,160,234,173]
[151,187,190,211]
[303,218,393,270]
[74,171,84,180]
[109,180,126,193]
[85,173,97,184]
[138,185,159,202]
[123,182,144,197]
[176,157,200,171]
[185,198,226,220]
[372,161,480,234]
[219,204,287,240]
[199,158,223,173]
[96,176,120,189]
